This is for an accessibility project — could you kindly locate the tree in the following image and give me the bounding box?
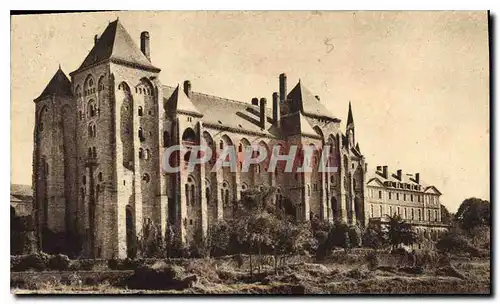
[440,204,453,225]
[362,224,388,249]
[456,198,490,230]
[387,215,417,250]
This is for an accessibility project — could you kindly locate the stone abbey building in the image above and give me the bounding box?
[32,20,444,258]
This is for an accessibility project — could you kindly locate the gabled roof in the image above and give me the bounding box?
[367,177,385,187]
[74,19,159,73]
[287,80,339,121]
[165,85,203,117]
[34,67,73,102]
[163,86,279,137]
[424,186,442,195]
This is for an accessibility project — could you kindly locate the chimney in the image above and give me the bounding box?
[376,165,382,172]
[382,165,388,179]
[315,95,320,101]
[415,173,420,184]
[183,80,192,98]
[140,31,151,61]
[396,169,402,181]
[260,98,267,129]
[279,73,287,104]
[272,92,280,128]
[94,34,99,45]
[251,97,259,106]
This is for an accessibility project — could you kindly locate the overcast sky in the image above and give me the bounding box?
[11,11,489,212]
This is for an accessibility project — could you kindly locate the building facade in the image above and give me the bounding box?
[32,20,369,259]
[366,166,448,249]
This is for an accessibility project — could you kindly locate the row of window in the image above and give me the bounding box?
[369,203,440,222]
[370,189,438,204]
[383,181,422,191]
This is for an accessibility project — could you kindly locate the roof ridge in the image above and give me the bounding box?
[163,84,265,109]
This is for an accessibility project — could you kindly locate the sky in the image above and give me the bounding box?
[11,11,489,212]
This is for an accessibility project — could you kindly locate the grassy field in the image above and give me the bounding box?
[11,253,491,295]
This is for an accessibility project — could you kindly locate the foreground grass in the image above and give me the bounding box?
[12,255,491,295]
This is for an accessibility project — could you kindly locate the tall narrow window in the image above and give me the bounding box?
[379,205,383,217]
[138,127,145,142]
[163,131,169,148]
[139,148,144,159]
[378,191,382,199]
[138,106,143,116]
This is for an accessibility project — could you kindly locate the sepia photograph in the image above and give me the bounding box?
[10,10,491,294]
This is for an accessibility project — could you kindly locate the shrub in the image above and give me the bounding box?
[48,254,70,270]
[126,261,187,290]
[415,250,439,269]
[71,259,97,271]
[436,232,475,255]
[12,252,51,271]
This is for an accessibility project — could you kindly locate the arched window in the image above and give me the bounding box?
[138,127,145,142]
[418,209,422,221]
[98,172,103,182]
[142,173,150,183]
[139,148,144,159]
[185,176,196,206]
[84,75,95,96]
[182,128,196,143]
[379,205,383,217]
[98,76,105,92]
[221,182,230,206]
[138,106,143,116]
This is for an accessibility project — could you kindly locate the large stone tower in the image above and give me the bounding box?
[69,19,162,259]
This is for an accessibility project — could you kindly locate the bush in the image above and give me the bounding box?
[436,232,475,254]
[11,252,51,271]
[415,250,439,269]
[126,261,187,290]
[48,254,70,270]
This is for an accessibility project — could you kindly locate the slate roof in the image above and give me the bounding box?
[11,184,32,202]
[74,19,159,73]
[34,67,73,102]
[367,170,441,194]
[163,86,279,137]
[287,80,339,121]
